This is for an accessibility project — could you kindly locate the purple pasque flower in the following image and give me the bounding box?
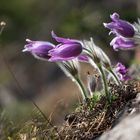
[104,13,135,38]
[23,39,55,60]
[48,31,83,61]
[110,36,137,51]
[115,62,130,81]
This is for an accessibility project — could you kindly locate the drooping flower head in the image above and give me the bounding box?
[110,36,137,51]
[115,62,130,81]
[49,31,83,61]
[104,13,135,38]
[23,39,54,60]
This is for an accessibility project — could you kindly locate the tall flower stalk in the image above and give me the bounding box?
[74,74,88,101]
[83,38,120,85]
[94,43,121,85]
[82,38,111,104]
[57,60,88,101]
[97,63,111,104]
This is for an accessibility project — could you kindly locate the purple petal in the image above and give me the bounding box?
[49,43,82,60]
[51,31,81,44]
[110,13,120,21]
[104,13,135,37]
[78,54,89,62]
[103,22,122,35]
[116,62,127,74]
[115,62,130,81]
[116,20,135,37]
[110,37,137,51]
[103,22,119,30]
[23,39,55,60]
[49,56,75,62]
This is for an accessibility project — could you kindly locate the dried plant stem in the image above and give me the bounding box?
[1,56,62,139]
[0,21,6,36]
[95,112,106,130]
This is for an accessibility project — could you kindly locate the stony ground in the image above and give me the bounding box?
[46,80,140,140]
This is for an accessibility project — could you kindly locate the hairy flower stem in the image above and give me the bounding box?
[97,64,111,104]
[109,68,121,85]
[74,75,88,102]
[57,62,88,103]
[87,53,111,104]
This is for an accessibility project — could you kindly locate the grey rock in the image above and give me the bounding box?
[99,114,140,140]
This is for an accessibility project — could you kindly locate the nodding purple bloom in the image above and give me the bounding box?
[115,62,130,81]
[23,39,55,60]
[104,13,135,38]
[48,31,83,62]
[110,36,137,51]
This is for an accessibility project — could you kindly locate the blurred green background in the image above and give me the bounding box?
[0,0,140,124]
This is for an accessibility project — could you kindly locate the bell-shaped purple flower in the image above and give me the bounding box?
[23,39,55,60]
[48,31,83,62]
[104,13,135,38]
[110,36,137,51]
[115,62,130,81]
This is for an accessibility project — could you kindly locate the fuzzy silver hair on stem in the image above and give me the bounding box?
[57,59,88,101]
[83,38,120,85]
[82,38,111,104]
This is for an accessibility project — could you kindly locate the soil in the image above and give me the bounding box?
[48,80,140,140]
